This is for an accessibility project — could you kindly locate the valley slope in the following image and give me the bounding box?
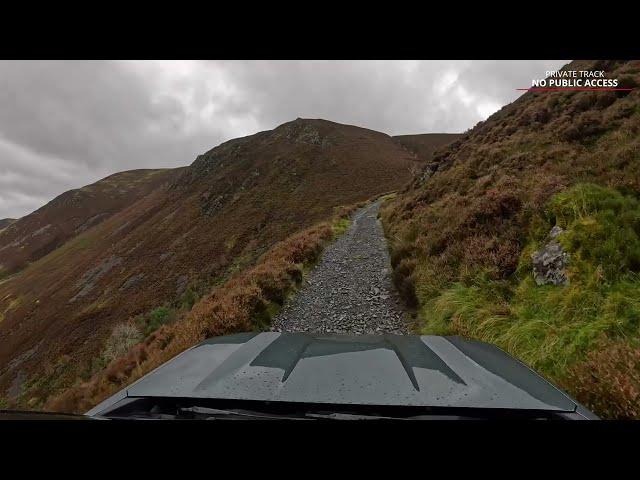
[0,118,457,410]
[0,169,178,278]
[393,133,463,163]
[0,219,15,232]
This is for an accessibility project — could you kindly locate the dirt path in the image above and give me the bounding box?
[271,199,409,334]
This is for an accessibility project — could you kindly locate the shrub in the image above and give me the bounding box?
[616,75,639,98]
[140,306,176,337]
[392,257,418,309]
[566,338,640,419]
[178,287,198,311]
[460,235,521,277]
[547,183,640,281]
[571,93,599,113]
[595,92,617,109]
[102,322,143,363]
[559,111,607,142]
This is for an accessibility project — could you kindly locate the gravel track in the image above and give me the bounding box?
[271,199,409,334]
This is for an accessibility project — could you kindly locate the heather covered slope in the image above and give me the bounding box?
[0,169,177,278]
[393,133,462,163]
[0,118,418,409]
[381,60,640,418]
[0,219,15,233]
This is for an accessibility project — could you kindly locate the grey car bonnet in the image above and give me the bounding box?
[87,332,579,416]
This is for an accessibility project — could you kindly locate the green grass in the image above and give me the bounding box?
[17,355,76,409]
[331,218,351,237]
[380,192,397,202]
[178,287,199,311]
[420,183,640,381]
[253,300,284,331]
[75,237,93,250]
[137,306,177,337]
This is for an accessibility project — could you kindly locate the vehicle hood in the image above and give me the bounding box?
[88,332,577,415]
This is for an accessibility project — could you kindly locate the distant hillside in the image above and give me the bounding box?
[0,219,15,232]
[393,133,462,163]
[0,118,419,410]
[381,60,640,418]
[0,169,178,278]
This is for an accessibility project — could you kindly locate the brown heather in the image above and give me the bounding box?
[382,60,640,418]
[2,118,454,412]
[565,338,640,420]
[46,219,338,413]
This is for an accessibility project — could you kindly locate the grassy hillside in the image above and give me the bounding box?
[47,209,356,413]
[0,118,418,411]
[381,59,640,418]
[0,169,178,278]
[393,133,463,163]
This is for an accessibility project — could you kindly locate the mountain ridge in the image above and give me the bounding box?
[0,168,179,278]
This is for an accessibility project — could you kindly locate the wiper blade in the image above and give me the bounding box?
[177,406,311,420]
[305,412,399,420]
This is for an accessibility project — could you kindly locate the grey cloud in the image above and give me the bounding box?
[213,60,567,134]
[0,60,567,219]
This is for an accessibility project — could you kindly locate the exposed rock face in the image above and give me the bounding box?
[532,226,570,286]
[70,255,123,302]
[200,193,228,216]
[119,273,145,291]
[274,118,324,146]
[414,153,457,187]
[175,275,189,296]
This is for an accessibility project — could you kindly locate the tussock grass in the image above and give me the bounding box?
[102,322,144,363]
[331,218,351,237]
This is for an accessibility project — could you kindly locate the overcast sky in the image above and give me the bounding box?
[0,60,567,219]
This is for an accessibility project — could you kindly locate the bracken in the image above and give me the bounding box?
[45,213,350,414]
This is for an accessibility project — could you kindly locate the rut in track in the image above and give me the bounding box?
[271,199,409,334]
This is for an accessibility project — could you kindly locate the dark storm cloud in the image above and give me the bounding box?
[0,60,566,219]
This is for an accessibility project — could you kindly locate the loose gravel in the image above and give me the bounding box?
[270,199,409,334]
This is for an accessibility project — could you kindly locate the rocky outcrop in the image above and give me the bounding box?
[531,226,570,286]
[119,273,145,291]
[70,255,123,302]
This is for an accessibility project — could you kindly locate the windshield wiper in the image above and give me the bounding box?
[176,406,312,420]
[305,412,400,420]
